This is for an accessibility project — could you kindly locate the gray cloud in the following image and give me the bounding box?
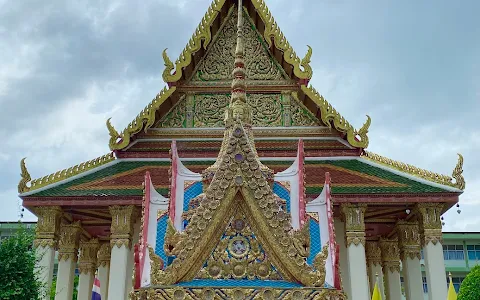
[0,0,478,230]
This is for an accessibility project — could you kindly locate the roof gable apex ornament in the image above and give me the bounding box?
[161,0,313,85]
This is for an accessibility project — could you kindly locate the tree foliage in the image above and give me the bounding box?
[0,225,43,300]
[458,265,480,300]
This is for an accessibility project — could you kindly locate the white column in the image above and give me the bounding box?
[35,245,56,299]
[33,206,63,300]
[125,220,141,297]
[341,204,369,300]
[334,218,351,298]
[97,243,111,300]
[379,238,402,300]
[55,222,81,300]
[417,203,448,300]
[108,206,137,300]
[366,241,385,299]
[77,239,100,300]
[397,221,424,300]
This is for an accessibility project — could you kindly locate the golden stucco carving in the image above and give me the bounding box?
[19,153,115,194]
[158,93,317,129]
[195,212,283,281]
[251,0,313,80]
[191,7,284,82]
[97,243,111,268]
[296,86,370,148]
[157,95,187,128]
[365,241,382,266]
[18,158,31,193]
[161,0,313,84]
[453,153,465,190]
[130,286,346,300]
[161,0,227,83]
[78,238,100,274]
[33,206,63,249]
[109,205,137,249]
[108,86,177,150]
[415,203,444,246]
[58,222,82,262]
[341,204,367,247]
[148,122,328,287]
[395,221,421,261]
[362,151,466,190]
[379,238,401,273]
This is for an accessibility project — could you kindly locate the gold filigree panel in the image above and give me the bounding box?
[157,93,320,128]
[191,8,285,81]
[157,96,186,128]
[195,211,282,281]
[290,95,319,126]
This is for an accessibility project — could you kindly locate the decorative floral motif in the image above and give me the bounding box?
[396,221,421,261]
[78,239,100,274]
[110,205,138,249]
[157,95,186,128]
[58,222,82,262]
[130,287,346,299]
[33,206,63,249]
[192,8,284,81]
[415,203,444,246]
[195,212,282,280]
[341,204,367,247]
[379,238,401,273]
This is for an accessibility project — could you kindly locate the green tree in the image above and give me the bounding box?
[458,265,480,300]
[0,225,43,300]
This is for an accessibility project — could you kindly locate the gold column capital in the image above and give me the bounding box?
[341,203,367,247]
[58,221,82,262]
[396,221,421,261]
[109,205,138,249]
[97,243,112,267]
[33,206,63,249]
[78,238,100,274]
[365,241,382,266]
[415,203,444,246]
[379,238,401,273]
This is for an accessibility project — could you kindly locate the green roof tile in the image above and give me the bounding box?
[26,159,451,198]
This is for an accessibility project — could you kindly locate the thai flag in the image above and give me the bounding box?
[91,277,101,300]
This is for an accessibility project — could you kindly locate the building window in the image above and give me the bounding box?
[422,277,428,293]
[467,245,480,261]
[448,277,464,293]
[443,245,465,260]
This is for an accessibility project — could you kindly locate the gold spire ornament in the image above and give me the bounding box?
[452,153,465,190]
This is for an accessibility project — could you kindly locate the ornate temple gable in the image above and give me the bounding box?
[155,92,319,128]
[161,0,312,85]
[104,0,372,151]
[148,122,329,286]
[188,7,288,83]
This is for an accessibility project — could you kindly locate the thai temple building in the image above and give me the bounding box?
[18,0,465,299]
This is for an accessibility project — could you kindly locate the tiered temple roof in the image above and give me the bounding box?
[19,0,464,249]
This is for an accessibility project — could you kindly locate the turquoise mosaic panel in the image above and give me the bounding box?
[176,279,302,288]
[184,181,203,211]
[273,182,291,212]
[307,217,321,265]
[155,214,169,266]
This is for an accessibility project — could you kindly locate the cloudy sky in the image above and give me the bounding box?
[0,0,478,231]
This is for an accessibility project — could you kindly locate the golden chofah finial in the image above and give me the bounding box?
[162,48,174,82]
[18,158,31,194]
[106,118,120,147]
[453,153,465,190]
